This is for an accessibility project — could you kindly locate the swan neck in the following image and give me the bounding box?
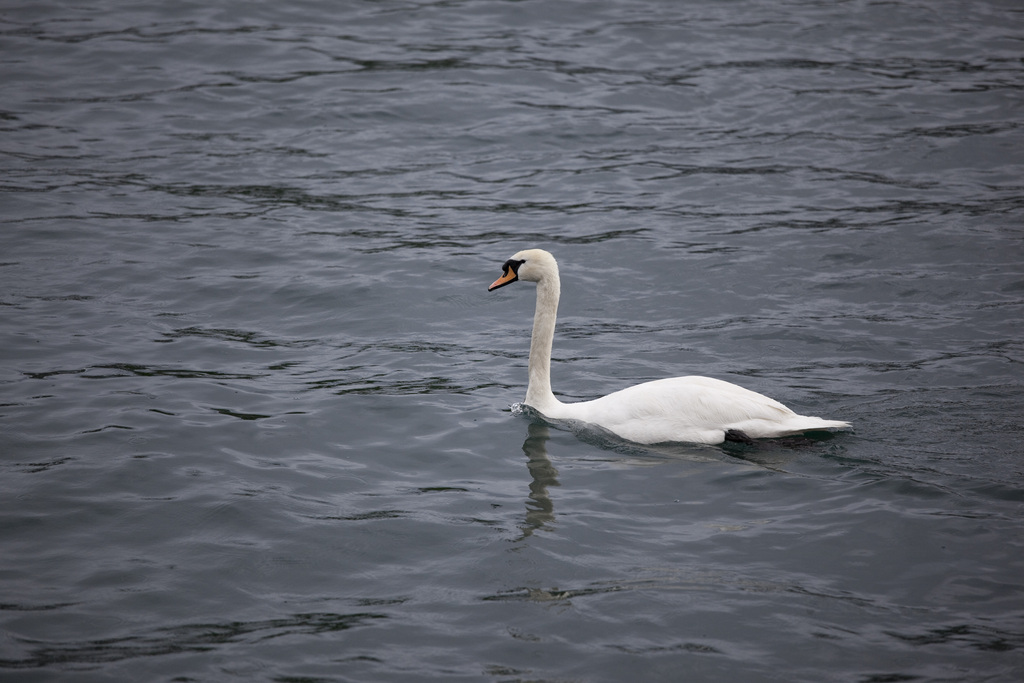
[526,274,561,411]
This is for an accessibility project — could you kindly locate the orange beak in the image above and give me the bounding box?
[488,268,518,291]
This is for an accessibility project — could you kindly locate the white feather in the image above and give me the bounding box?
[489,248,850,445]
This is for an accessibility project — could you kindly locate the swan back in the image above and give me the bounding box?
[554,376,848,444]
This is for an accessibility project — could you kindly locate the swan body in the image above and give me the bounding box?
[488,248,850,445]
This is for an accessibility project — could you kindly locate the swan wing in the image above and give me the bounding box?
[562,376,849,445]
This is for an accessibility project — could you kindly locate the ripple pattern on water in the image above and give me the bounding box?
[2,1,1023,681]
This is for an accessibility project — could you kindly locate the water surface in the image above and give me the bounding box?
[2,1,1023,681]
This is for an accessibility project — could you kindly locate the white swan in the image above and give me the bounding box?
[488,248,850,445]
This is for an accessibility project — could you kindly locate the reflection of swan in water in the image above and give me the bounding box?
[512,416,822,541]
[519,422,558,537]
[489,248,851,445]
[515,416,718,539]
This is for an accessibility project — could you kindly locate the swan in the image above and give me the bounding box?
[488,248,850,445]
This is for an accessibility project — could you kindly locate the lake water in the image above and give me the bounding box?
[2,1,1023,681]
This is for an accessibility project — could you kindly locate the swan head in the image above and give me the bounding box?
[488,249,558,291]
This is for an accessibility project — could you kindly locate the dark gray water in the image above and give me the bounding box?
[2,1,1023,681]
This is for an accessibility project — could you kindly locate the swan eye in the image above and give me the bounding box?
[503,258,525,275]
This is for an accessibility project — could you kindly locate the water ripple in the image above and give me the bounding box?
[2,1,1023,681]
